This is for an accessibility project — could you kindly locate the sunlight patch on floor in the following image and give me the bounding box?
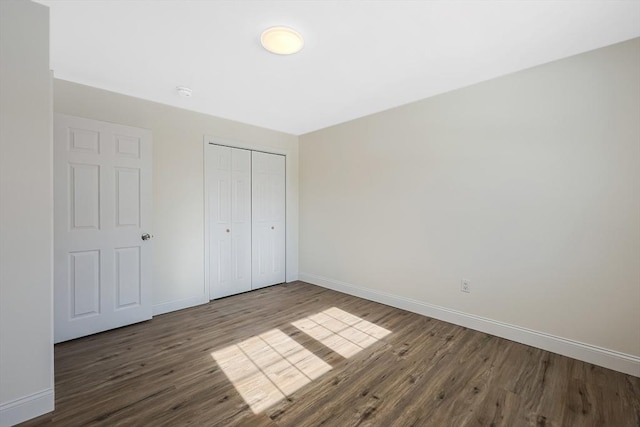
[211,328,332,413]
[291,307,391,358]
[212,307,391,414]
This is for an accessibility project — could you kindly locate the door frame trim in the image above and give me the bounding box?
[203,136,292,301]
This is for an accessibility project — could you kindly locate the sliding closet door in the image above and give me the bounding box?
[252,151,286,289]
[206,145,252,299]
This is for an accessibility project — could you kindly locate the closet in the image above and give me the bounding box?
[205,143,286,299]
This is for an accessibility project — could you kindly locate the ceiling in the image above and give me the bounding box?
[37,1,640,135]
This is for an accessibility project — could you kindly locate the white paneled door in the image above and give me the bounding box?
[252,151,286,289]
[206,145,252,299]
[205,144,286,298]
[54,114,152,343]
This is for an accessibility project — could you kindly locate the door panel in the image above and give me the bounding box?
[69,250,100,318]
[115,246,141,308]
[231,152,252,286]
[69,163,100,229]
[54,114,152,343]
[252,151,286,289]
[115,167,141,227]
[69,127,99,152]
[206,145,252,298]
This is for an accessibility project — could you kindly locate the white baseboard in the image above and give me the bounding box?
[152,295,208,316]
[299,272,640,377]
[0,389,54,427]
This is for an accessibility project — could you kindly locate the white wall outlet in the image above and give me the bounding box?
[461,279,471,293]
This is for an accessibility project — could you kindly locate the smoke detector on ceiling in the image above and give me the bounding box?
[176,86,192,97]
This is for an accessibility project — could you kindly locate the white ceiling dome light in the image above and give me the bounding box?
[261,26,304,55]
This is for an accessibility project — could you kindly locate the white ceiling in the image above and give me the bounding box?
[38,1,640,135]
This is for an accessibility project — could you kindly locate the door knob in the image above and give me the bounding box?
[141,233,153,241]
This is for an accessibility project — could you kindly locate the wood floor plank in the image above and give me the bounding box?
[19,282,639,427]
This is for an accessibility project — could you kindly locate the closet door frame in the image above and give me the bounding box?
[204,136,291,301]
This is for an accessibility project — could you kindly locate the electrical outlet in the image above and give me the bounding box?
[461,279,470,293]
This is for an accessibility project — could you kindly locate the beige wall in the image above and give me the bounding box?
[0,0,54,424]
[299,38,640,358]
[54,80,299,312]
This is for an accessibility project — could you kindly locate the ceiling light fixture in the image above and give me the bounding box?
[261,26,304,55]
[176,86,192,97]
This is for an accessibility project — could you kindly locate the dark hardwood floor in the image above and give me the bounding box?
[21,282,639,426]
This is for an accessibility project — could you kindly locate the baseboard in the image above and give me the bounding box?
[0,389,54,427]
[299,272,640,377]
[152,295,208,316]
